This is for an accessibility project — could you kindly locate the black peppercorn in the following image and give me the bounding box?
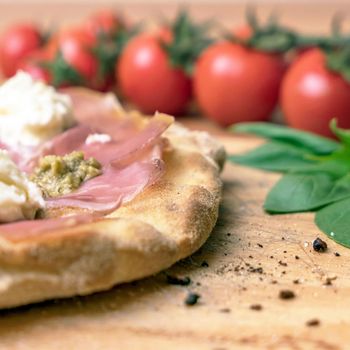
[166,275,191,286]
[185,292,200,306]
[312,237,327,252]
[279,290,295,300]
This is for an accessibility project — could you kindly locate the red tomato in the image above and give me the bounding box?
[46,26,96,59]
[281,48,350,138]
[60,27,96,48]
[117,34,192,115]
[194,42,286,126]
[18,50,51,83]
[61,38,97,80]
[45,27,98,87]
[84,9,122,37]
[0,23,42,77]
[285,46,314,67]
[233,25,252,40]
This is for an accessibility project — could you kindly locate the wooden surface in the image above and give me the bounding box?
[0,119,349,350]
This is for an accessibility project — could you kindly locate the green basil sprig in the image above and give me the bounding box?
[229,120,350,248]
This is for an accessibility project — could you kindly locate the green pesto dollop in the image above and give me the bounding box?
[30,151,102,198]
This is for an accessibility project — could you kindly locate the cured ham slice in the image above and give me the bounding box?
[46,157,164,213]
[0,214,97,242]
[43,116,168,213]
[40,112,171,167]
[0,146,164,239]
[0,88,173,235]
[21,88,172,171]
[61,87,146,141]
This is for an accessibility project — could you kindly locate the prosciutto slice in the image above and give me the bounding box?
[42,125,167,213]
[60,87,145,141]
[46,156,164,213]
[0,88,173,237]
[0,214,98,242]
[37,112,171,167]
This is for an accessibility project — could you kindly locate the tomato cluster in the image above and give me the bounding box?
[0,10,349,137]
[0,10,126,91]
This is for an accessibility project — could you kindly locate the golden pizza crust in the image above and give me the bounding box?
[0,123,225,309]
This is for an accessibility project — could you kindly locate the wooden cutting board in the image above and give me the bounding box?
[0,119,349,350]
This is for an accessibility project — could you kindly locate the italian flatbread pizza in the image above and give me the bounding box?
[0,73,225,309]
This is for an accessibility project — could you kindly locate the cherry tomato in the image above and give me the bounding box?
[194,41,286,126]
[61,37,97,80]
[117,34,192,115]
[61,27,96,48]
[45,27,98,87]
[18,50,51,83]
[84,9,122,38]
[0,23,42,77]
[233,25,252,40]
[281,49,350,138]
[45,26,96,59]
[285,46,314,67]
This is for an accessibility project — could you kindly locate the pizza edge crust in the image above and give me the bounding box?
[0,123,225,309]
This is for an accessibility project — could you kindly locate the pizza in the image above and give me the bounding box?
[0,72,225,309]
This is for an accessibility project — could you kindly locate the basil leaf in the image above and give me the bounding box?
[290,160,350,178]
[229,141,316,172]
[232,122,340,155]
[228,121,350,249]
[315,197,350,248]
[265,173,334,213]
[265,172,350,213]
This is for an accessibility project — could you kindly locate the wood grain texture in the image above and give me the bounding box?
[0,119,349,350]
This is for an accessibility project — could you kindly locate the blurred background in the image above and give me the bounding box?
[1,0,349,136]
[1,0,349,33]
